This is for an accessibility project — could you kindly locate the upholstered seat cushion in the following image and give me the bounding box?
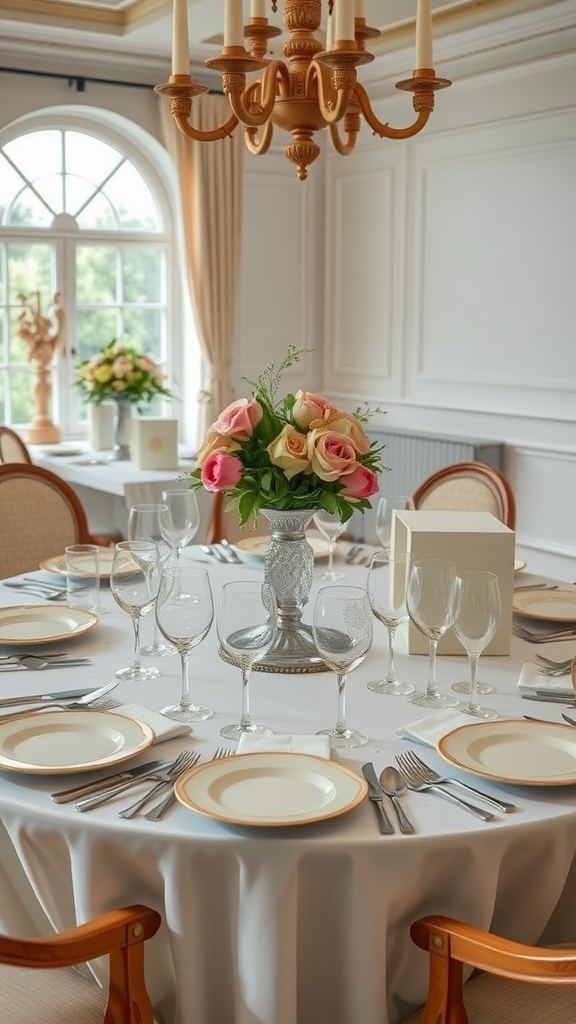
[0,963,107,1023]
[402,970,576,1023]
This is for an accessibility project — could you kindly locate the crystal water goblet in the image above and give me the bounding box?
[453,570,501,719]
[313,510,346,580]
[110,540,161,681]
[367,551,415,695]
[160,489,200,563]
[312,585,373,748]
[155,566,214,723]
[406,558,459,709]
[375,496,415,556]
[128,502,174,656]
[217,581,277,741]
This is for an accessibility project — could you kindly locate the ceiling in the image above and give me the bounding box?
[0,0,565,87]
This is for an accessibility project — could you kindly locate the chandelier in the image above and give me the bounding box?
[155,1,451,181]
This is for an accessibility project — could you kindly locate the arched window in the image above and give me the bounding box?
[0,113,183,438]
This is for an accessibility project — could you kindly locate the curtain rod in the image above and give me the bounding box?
[0,66,221,94]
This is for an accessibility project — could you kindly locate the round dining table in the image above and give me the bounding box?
[0,547,575,1024]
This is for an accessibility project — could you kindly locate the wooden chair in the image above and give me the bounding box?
[411,461,516,530]
[0,463,115,578]
[402,914,576,1024]
[0,426,32,465]
[0,904,160,1024]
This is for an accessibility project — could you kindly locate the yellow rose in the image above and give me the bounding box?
[196,427,240,468]
[323,411,371,454]
[93,363,114,384]
[267,425,311,480]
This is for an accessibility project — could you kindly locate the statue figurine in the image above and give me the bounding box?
[16,291,65,444]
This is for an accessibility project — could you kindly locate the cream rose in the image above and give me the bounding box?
[323,411,371,454]
[196,427,241,468]
[292,390,337,429]
[306,428,357,482]
[267,425,311,479]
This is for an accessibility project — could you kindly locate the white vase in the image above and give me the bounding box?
[88,402,115,451]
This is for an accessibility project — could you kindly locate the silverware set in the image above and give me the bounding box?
[0,682,119,723]
[0,654,92,672]
[345,545,373,566]
[535,655,574,676]
[3,579,68,601]
[394,752,514,822]
[200,541,243,564]
[513,622,576,643]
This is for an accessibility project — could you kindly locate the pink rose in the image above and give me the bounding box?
[267,425,311,480]
[292,390,337,429]
[112,356,132,378]
[324,411,371,454]
[200,451,243,492]
[214,398,262,441]
[307,428,357,482]
[339,464,379,501]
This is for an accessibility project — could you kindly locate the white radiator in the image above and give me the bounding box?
[350,428,504,543]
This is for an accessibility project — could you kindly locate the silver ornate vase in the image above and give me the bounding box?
[252,508,328,674]
[110,398,132,461]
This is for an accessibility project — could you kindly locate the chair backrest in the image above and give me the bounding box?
[0,463,91,578]
[405,914,576,1024]
[411,461,516,529]
[0,903,160,1024]
[0,426,32,465]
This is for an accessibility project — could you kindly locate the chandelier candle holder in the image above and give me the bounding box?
[156,0,450,181]
[16,291,65,445]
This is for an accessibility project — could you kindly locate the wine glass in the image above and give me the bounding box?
[406,558,459,709]
[110,540,161,681]
[217,581,277,740]
[313,510,346,580]
[375,496,415,555]
[366,551,415,695]
[453,570,500,720]
[312,585,373,748]
[160,489,200,562]
[155,566,214,722]
[128,502,174,657]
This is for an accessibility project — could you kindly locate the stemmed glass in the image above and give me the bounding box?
[406,558,459,709]
[453,570,500,720]
[375,496,415,555]
[160,489,200,563]
[367,551,415,696]
[155,566,214,722]
[313,510,346,580]
[312,585,373,748]
[128,502,174,657]
[110,540,161,681]
[217,581,277,740]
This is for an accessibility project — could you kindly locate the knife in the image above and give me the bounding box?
[522,694,576,705]
[50,758,174,804]
[0,660,91,673]
[0,685,102,708]
[361,762,395,834]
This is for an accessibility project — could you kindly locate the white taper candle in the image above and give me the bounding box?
[415,0,433,68]
[171,0,190,75]
[225,0,245,47]
[334,0,355,42]
[251,0,266,16]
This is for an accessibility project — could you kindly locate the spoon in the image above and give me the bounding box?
[0,656,91,671]
[379,766,416,834]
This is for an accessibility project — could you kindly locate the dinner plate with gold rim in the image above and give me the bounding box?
[39,548,115,578]
[513,590,576,623]
[174,751,368,826]
[438,719,576,786]
[0,710,154,774]
[233,536,330,562]
[0,605,98,645]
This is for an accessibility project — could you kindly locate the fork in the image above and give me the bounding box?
[144,746,234,821]
[118,750,201,819]
[395,753,494,821]
[399,750,516,814]
[513,624,576,643]
[75,750,197,812]
[0,683,119,724]
[536,655,573,673]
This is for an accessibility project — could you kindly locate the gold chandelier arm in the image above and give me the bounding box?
[354,81,431,139]
[227,60,288,128]
[307,61,351,125]
[328,119,359,157]
[244,118,274,156]
[172,105,239,143]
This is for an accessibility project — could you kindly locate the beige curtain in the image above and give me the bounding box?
[160,94,244,438]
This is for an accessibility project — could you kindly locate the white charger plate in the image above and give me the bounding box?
[175,751,367,826]
[0,710,154,774]
[233,536,330,562]
[0,605,98,645]
[438,719,576,786]
[513,590,576,623]
[41,446,86,457]
[39,548,115,578]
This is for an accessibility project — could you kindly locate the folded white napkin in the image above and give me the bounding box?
[517,662,572,695]
[237,733,331,758]
[115,702,192,742]
[395,709,474,748]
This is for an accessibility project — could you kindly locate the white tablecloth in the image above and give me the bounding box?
[0,551,575,1024]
